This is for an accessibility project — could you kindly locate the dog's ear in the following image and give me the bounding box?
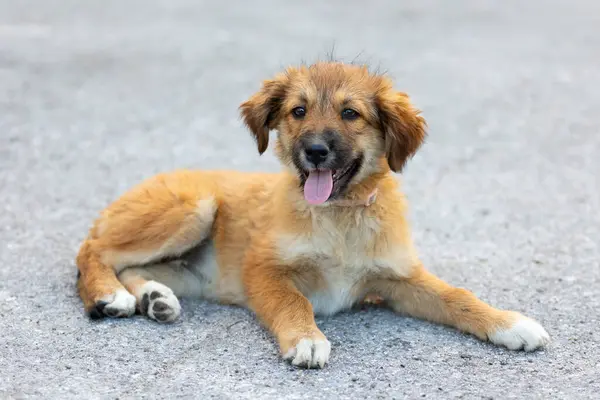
[376,89,427,172]
[239,72,290,154]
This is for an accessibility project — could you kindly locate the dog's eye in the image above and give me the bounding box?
[292,106,306,119]
[341,108,359,121]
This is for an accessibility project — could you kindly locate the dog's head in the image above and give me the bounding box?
[240,62,426,205]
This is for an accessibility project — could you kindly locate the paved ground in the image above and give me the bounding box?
[1,0,599,398]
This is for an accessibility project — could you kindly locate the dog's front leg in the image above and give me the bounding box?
[244,262,330,368]
[372,265,550,351]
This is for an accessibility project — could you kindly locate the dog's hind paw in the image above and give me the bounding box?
[138,281,181,323]
[89,289,136,319]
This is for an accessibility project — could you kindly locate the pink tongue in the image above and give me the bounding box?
[304,170,333,205]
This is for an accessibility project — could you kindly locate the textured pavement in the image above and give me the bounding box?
[1,1,599,399]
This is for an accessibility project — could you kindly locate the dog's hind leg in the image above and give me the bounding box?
[76,241,137,319]
[76,171,217,320]
[117,260,204,323]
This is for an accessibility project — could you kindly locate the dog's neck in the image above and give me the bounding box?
[329,169,387,207]
[329,188,378,207]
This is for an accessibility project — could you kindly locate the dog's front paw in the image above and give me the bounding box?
[489,312,550,352]
[89,289,136,319]
[283,335,331,369]
[138,281,181,323]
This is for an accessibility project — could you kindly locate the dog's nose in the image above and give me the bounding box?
[304,144,330,165]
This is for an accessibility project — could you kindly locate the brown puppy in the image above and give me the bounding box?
[76,62,550,368]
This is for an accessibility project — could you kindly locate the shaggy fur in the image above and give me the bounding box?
[76,62,549,368]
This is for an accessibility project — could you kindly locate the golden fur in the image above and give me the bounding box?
[76,62,549,368]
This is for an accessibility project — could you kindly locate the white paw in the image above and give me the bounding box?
[489,314,550,351]
[91,289,136,319]
[139,281,181,323]
[283,337,331,368]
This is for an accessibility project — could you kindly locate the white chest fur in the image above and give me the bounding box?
[276,208,415,315]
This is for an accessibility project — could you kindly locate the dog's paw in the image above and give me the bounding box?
[138,281,181,323]
[489,313,550,352]
[89,289,136,319]
[283,336,331,369]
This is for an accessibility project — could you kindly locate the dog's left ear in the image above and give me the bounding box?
[239,72,290,154]
[376,89,427,172]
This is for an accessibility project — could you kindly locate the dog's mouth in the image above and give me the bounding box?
[300,156,363,205]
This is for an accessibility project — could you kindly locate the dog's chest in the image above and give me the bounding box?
[276,210,406,315]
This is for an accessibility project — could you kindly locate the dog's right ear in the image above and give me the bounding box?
[239,72,290,154]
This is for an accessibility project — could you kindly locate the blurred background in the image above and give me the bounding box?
[1,1,599,399]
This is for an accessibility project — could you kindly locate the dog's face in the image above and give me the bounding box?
[240,62,426,205]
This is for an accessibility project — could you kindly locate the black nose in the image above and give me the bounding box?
[304,144,330,165]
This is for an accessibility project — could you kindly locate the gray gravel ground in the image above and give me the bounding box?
[1,1,599,399]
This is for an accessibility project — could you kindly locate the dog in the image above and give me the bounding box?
[75,61,550,368]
